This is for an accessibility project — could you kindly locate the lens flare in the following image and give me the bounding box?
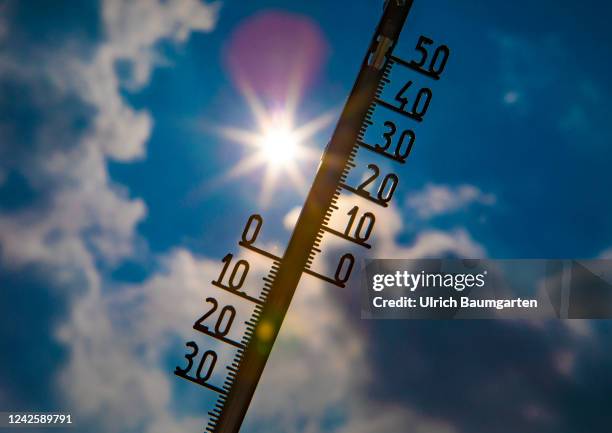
[209,87,337,206]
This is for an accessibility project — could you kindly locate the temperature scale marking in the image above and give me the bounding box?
[174,1,452,432]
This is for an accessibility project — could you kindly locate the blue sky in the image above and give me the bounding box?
[1,0,612,432]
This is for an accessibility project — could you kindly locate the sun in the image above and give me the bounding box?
[212,87,337,205]
[258,121,299,166]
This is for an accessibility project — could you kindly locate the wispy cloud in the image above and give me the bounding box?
[406,183,496,219]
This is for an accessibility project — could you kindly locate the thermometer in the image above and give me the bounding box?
[174,1,451,432]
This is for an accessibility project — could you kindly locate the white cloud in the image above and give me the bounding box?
[248,270,366,429]
[0,0,219,432]
[91,193,483,433]
[391,228,486,258]
[283,205,301,230]
[323,195,486,258]
[56,249,221,432]
[81,230,461,433]
[406,183,496,219]
[367,200,486,258]
[49,179,487,433]
[235,196,486,433]
[102,0,219,89]
[0,0,217,276]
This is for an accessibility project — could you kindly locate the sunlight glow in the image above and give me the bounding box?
[208,80,338,205]
[258,120,299,166]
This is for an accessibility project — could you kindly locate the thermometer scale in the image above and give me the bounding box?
[174,1,451,432]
